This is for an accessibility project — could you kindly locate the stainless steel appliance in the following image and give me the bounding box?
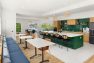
[89,22,94,44]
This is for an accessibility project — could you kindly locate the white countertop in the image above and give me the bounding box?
[16,33,26,37]
[19,35,32,39]
[43,31,83,37]
[43,31,54,33]
[26,38,55,48]
[58,33,83,37]
[19,34,26,36]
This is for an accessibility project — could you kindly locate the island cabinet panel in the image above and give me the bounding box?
[69,36,83,49]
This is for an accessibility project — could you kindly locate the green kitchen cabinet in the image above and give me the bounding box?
[69,35,83,49]
[60,18,89,32]
[55,38,64,46]
[54,35,83,49]
[61,20,67,30]
[78,18,89,28]
[42,33,83,49]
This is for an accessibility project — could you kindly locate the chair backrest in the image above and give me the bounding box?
[32,33,38,39]
[25,30,30,35]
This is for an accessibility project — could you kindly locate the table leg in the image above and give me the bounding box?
[20,39,21,44]
[41,47,44,62]
[35,47,37,55]
[40,47,49,63]
[23,40,29,49]
[30,47,37,59]
[26,41,27,48]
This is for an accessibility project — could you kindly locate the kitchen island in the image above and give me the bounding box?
[41,31,83,49]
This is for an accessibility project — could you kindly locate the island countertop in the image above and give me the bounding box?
[58,32,83,37]
[42,31,83,37]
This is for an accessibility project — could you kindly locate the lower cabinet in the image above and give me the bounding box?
[69,36,83,49]
[43,34,83,49]
[83,33,89,43]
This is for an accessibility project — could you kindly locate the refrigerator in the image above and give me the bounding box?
[89,22,94,44]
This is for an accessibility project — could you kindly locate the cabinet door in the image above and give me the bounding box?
[67,19,76,25]
[83,33,89,43]
[90,17,94,22]
[53,21,61,31]
[61,20,67,30]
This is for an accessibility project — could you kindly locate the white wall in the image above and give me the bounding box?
[0,8,1,35]
[1,9,16,39]
[16,18,32,33]
[0,17,1,35]
[58,10,94,20]
[31,18,53,25]
[16,18,54,33]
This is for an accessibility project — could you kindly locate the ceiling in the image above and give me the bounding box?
[17,0,86,17]
[1,0,94,18]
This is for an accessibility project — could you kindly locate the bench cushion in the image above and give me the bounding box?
[6,37,30,63]
[10,51,29,63]
[8,45,21,53]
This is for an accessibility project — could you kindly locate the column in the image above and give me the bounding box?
[1,9,16,39]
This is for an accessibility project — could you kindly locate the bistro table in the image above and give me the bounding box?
[26,38,55,63]
[17,33,26,44]
[19,36,32,49]
[16,33,26,38]
[18,34,26,37]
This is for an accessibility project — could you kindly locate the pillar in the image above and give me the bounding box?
[1,9,16,39]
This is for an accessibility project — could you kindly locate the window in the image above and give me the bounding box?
[16,23,21,33]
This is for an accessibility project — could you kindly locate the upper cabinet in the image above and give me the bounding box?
[60,18,89,32]
[67,19,76,25]
[90,17,94,22]
[53,21,61,31]
[78,18,89,28]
